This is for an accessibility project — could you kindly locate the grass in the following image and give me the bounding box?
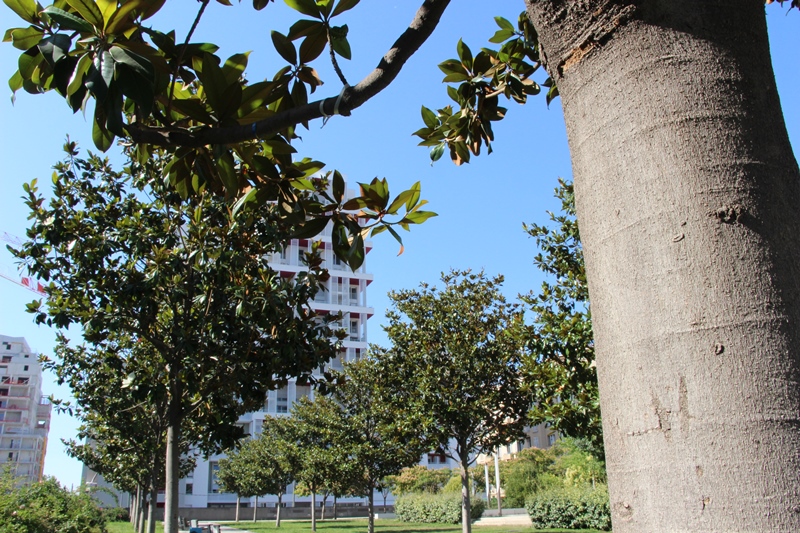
[106,519,604,533]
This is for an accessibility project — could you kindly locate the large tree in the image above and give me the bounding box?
[11,145,338,533]
[377,269,530,533]
[4,1,800,531]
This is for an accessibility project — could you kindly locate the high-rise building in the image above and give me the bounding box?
[0,335,51,483]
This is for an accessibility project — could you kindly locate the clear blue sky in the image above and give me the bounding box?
[0,2,797,489]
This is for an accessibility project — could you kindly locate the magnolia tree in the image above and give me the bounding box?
[4,1,800,531]
[11,145,340,532]
[376,270,530,533]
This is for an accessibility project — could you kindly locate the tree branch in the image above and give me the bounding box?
[126,0,451,148]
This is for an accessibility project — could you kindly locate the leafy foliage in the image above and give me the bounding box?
[521,179,602,451]
[0,470,106,533]
[414,12,554,165]
[2,0,435,268]
[389,466,452,496]
[395,494,485,525]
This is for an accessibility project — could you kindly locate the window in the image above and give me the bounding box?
[296,384,311,402]
[18,378,28,384]
[209,462,221,494]
[533,436,540,447]
[185,483,193,495]
[23,366,28,372]
[350,320,359,341]
[276,387,288,413]
[297,247,306,264]
[427,453,446,465]
[548,434,557,446]
[350,286,358,304]
[1,356,10,363]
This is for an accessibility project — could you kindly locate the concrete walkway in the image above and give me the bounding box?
[473,514,532,527]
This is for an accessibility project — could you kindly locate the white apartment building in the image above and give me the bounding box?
[181,219,374,509]
[0,335,52,484]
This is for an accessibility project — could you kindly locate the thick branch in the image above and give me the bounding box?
[126,0,451,148]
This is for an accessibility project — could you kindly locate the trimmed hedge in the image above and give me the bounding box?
[525,485,611,531]
[395,494,486,524]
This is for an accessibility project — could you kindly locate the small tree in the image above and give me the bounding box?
[289,396,354,532]
[390,465,451,496]
[219,416,298,527]
[328,358,429,533]
[377,270,530,533]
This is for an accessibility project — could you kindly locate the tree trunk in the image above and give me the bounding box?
[131,487,138,526]
[137,487,146,533]
[147,484,158,533]
[367,489,375,533]
[459,455,472,533]
[493,452,501,516]
[525,1,800,531]
[276,493,282,528]
[333,495,337,520]
[320,492,326,520]
[253,495,258,522]
[236,496,240,523]
[132,485,140,530]
[164,382,182,533]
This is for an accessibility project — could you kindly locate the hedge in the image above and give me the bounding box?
[525,485,611,531]
[395,494,486,524]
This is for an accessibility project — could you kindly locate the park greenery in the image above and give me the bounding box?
[0,469,107,533]
[4,1,800,531]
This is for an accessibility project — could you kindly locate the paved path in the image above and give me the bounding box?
[473,514,532,527]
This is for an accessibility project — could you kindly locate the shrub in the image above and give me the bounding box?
[525,485,610,531]
[0,472,106,533]
[396,493,485,524]
[102,507,131,522]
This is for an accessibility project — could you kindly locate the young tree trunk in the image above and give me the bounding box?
[137,488,146,533]
[321,492,327,520]
[253,495,258,522]
[236,496,240,523]
[276,493,282,528]
[459,455,472,533]
[132,486,140,530]
[333,495,337,520]
[147,484,158,533]
[131,487,138,525]
[367,489,375,533]
[311,491,316,532]
[525,1,800,531]
[164,381,183,533]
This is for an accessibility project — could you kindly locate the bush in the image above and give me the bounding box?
[525,485,610,531]
[102,507,130,522]
[396,493,485,524]
[0,472,107,533]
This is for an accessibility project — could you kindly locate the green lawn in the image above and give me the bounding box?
[107,519,604,533]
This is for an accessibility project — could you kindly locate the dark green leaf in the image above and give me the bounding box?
[298,26,327,64]
[331,0,359,17]
[42,6,94,32]
[284,0,320,19]
[271,31,297,65]
[66,0,104,27]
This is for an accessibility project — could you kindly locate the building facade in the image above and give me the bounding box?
[0,335,51,483]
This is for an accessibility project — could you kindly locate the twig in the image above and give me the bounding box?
[165,0,211,121]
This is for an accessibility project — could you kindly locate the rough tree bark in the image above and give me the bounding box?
[525,1,800,531]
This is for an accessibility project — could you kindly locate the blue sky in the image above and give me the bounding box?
[0,2,797,488]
